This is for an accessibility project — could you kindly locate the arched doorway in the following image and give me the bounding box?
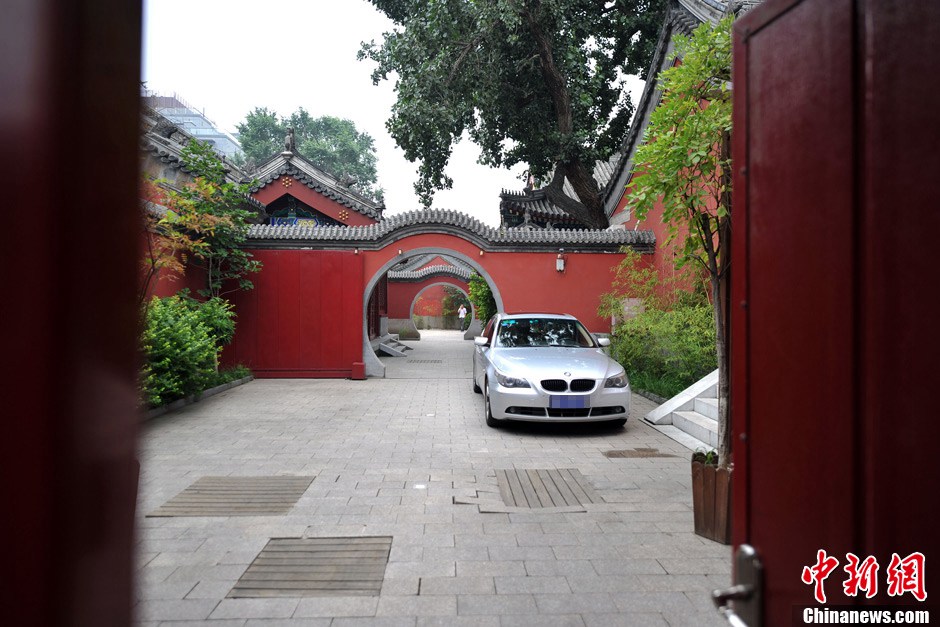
[362,247,504,377]
[409,281,473,332]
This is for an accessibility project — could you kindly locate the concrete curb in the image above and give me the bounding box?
[144,375,254,421]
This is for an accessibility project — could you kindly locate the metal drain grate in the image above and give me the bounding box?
[147,476,314,517]
[495,468,602,508]
[603,448,677,459]
[229,537,393,597]
[406,359,444,364]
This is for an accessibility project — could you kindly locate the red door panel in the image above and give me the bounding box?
[733,1,939,624]
[234,250,363,377]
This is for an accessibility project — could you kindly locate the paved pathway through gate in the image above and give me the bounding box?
[136,330,730,626]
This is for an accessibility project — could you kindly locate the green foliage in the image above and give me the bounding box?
[235,107,283,165]
[236,108,383,201]
[162,140,262,299]
[360,0,665,219]
[611,303,716,398]
[441,286,470,318]
[141,296,218,407]
[624,17,733,463]
[692,449,720,466]
[177,290,237,347]
[141,294,241,407]
[628,16,733,272]
[467,273,496,323]
[600,250,714,398]
[206,365,252,389]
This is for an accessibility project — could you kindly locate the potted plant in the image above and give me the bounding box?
[691,449,732,544]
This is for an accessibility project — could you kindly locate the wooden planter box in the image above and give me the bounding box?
[692,459,732,544]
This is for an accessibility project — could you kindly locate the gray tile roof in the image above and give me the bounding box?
[247,209,655,252]
[393,254,475,274]
[500,153,622,227]
[250,152,385,221]
[388,264,473,282]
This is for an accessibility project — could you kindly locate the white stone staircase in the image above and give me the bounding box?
[644,369,720,451]
[377,337,413,357]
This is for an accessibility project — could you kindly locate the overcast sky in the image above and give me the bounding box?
[142,0,642,226]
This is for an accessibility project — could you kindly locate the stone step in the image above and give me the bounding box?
[699,382,718,399]
[694,396,719,420]
[378,343,408,358]
[673,411,718,449]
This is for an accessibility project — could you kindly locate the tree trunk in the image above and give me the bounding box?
[716,131,733,469]
[542,164,610,229]
[714,284,731,469]
[524,2,609,229]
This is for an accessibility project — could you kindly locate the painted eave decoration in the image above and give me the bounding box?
[250,151,384,221]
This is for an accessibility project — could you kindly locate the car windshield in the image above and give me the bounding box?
[495,318,597,348]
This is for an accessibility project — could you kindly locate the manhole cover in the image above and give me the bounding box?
[147,476,314,517]
[229,537,392,597]
[603,448,677,459]
[406,360,443,364]
[495,468,602,508]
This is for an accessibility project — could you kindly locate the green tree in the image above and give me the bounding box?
[359,0,666,227]
[627,17,733,466]
[161,140,263,299]
[235,107,283,165]
[236,108,383,200]
[467,273,497,323]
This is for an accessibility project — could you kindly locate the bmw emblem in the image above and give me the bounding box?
[563,371,571,378]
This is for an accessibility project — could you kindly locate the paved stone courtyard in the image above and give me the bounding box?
[136,330,730,626]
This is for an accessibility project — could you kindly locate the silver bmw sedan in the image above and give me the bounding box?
[472,312,630,427]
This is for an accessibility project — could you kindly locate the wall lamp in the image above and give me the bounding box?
[556,248,567,272]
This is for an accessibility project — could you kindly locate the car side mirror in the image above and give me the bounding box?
[596,337,611,347]
[474,336,489,347]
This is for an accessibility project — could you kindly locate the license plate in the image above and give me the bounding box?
[550,395,589,409]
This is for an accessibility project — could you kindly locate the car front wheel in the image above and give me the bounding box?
[483,379,499,428]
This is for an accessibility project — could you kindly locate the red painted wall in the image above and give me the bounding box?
[413,285,450,316]
[228,235,637,378]
[228,249,363,377]
[611,183,698,298]
[388,276,469,318]
[363,234,630,333]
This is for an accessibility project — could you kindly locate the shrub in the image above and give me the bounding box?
[206,365,252,389]
[611,303,717,398]
[178,291,236,347]
[468,273,496,322]
[141,296,217,407]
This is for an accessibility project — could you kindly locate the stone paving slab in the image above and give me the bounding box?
[136,330,730,625]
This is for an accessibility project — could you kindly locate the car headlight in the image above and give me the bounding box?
[494,370,530,388]
[605,372,629,388]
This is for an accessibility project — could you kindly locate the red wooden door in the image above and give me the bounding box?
[231,249,364,377]
[731,1,939,624]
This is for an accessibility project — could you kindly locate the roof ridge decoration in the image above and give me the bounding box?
[249,151,385,220]
[247,208,655,252]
